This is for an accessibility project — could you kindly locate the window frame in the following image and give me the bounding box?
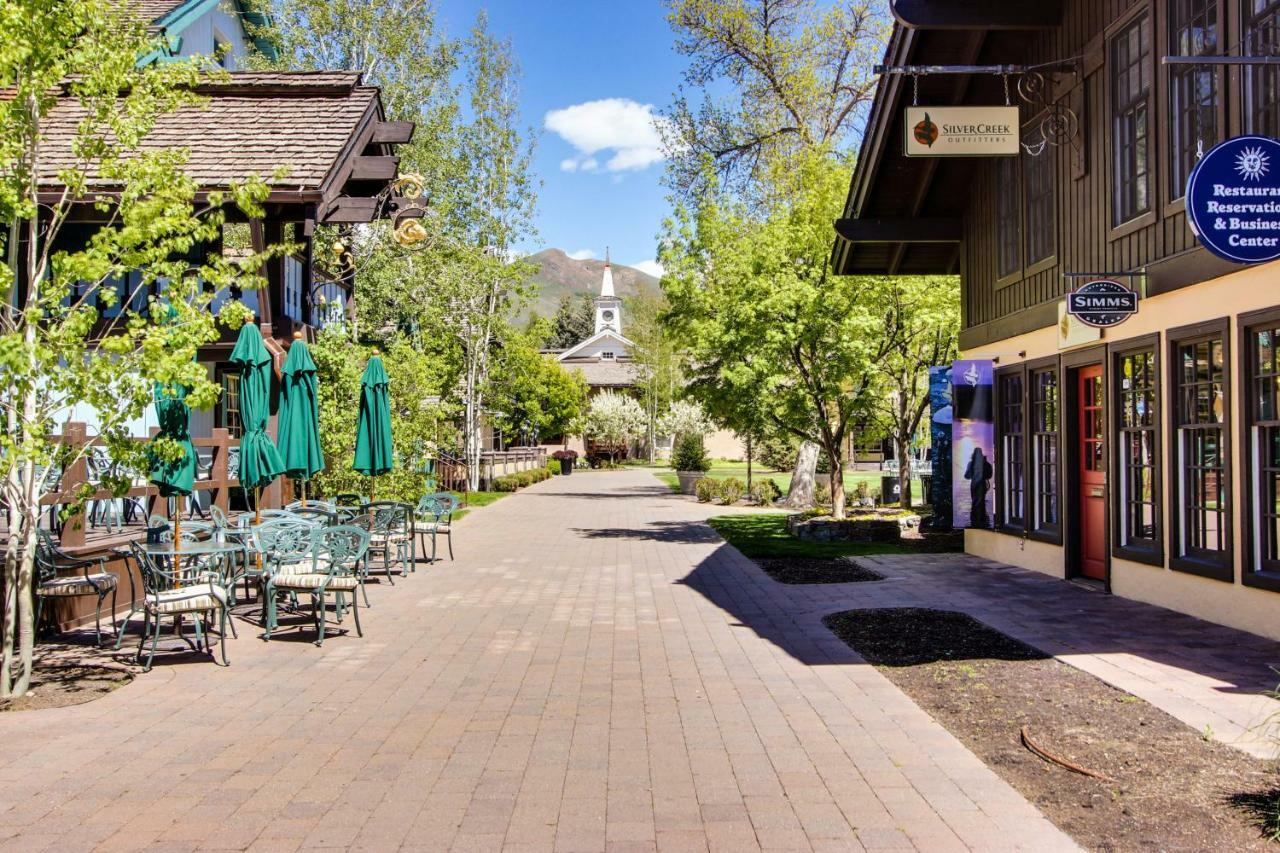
[1027,356,1063,544]
[1109,333,1164,566]
[215,367,244,439]
[995,363,1028,535]
[1167,317,1234,581]
[1238,305,1280,592]
[1163,0,1225,209]
[1108,8,1158,236]
[1242,0,1280,139]
[995,155,1023,283]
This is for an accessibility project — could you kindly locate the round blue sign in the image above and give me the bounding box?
[1186,135,1280,264]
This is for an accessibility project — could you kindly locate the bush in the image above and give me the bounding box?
[814,481,831,506]
[493,467,551,492]
[552,448,578,461]
[719,476,745,505]
[748,478,782,506]
[672,433,711,472]
[695,477,718,503]
[546,459,561,476]
[756,435,797,471]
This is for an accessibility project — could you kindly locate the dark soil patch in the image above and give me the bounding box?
[824,607,1280,851]
[756,556,884,585]
[0,644,135,712]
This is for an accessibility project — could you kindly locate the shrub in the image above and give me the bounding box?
[672,433,711,472]
[695,477,718,503]
[814,481,831,506]
[756,435,797,471]
[552,449,578,461]
[748,478,782,505]
[719,477,745,505]
[546,459,561,476]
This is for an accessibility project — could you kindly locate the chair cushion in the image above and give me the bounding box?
[38,573,117,596]
[271,560,312,576]
[149,583,227,615]
[270,573,359,591]
[370,532,408,545]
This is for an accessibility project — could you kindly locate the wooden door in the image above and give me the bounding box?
[1077,365,1106,580]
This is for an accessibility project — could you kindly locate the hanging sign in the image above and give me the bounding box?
[1186,135,1280,264]
[904,106,1020,157]
[1066,279,1139,328]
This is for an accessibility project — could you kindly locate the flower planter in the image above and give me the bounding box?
[676,471,706,495]
[559,458,573,476]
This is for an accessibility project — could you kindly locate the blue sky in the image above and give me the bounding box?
[438,0,687,275]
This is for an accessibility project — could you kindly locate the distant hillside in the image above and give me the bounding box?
[517,248,662,321]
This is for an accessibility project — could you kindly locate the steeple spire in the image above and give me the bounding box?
[600,248,615,298]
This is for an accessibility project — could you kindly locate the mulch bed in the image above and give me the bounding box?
[0,642,135,712]
[755,556,884,585]
[824,607,1280,850]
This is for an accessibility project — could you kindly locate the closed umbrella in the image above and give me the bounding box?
[277,331,325,504]
[229,323,284,522]
[353,351,393,502]
[148,381,196,554]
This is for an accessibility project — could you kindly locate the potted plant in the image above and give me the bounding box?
[672,434,711,495]
[553,448,578,476]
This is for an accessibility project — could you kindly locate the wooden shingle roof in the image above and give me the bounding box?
[38,72,384,198]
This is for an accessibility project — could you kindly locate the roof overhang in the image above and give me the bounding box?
[557,329,635,361]
[891,0,1062,30]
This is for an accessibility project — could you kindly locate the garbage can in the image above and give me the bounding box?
[880,475,901,506]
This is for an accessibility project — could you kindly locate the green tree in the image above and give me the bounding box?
[662,152,895,518]
[628,290,682,460]
[546,291,594,350]
[0,0,279,695]
[487,326,587,446]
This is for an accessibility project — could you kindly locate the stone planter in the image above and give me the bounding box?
[786,511,921,544]
[676,471,706,495]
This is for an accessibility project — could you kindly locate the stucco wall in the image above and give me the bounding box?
[959,258,1280,641]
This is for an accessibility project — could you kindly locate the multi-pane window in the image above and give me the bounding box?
[1030,369,1059,533]
[1246,1,1280,137]
[1246,322,1280,576]
[1173,332,1230,569]
[1112,15,1152,225]
[219,372,243,438]
[1023,148,1055,265]
[999,372,1025,528]
[997,156,1020,278]
[1169,0,1219,196]
[1117,349,1160,554]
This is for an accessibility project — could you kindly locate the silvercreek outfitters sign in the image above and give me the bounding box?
[1187,135,1280,264]
[904,106,1020,157]
[1066,279,1139,328]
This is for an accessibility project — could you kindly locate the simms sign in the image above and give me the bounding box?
[1066,279,1139,328]
[904,106,1020,157]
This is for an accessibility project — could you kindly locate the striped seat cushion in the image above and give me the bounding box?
[38,573,118,597]
[148,583,227,615]
[270,573,358,591]
[369,532,408,545]
[271,560,312,576]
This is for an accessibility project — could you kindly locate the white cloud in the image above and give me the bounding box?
[568,249,596,260]
[630,259,665,279]
[545,98,669,173]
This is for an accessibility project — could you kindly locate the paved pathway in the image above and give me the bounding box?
[0,469,1076,852]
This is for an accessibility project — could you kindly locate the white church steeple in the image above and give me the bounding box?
[594,248,622,335]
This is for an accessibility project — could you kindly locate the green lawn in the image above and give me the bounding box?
[655,460,923,503]
[706,513,920,559]
[448,490,508,521]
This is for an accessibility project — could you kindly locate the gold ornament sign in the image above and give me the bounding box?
[904,106,1020,157]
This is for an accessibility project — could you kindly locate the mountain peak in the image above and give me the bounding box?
[519,248,661,320]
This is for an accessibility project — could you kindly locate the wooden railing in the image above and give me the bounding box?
[433,447,548,492]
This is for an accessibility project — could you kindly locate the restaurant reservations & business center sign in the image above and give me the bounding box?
[904,106,1020,157]
[1187,135,1280,265]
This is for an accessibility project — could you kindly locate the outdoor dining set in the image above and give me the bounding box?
[34,493,459,670]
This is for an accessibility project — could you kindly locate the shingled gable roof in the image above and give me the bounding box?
[36,72,391,203]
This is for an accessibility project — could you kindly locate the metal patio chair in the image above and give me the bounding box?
[414,493,458,563]
[363,501,414,580]
[129,542,230,671]
[34,529,118,648]
[262,525,368,646]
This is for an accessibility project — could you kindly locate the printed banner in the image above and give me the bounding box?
[928,366,953,529]
[952,359,995,529]
[904,106,1021,157]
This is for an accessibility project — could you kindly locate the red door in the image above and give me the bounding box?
[1078,365,1106,580]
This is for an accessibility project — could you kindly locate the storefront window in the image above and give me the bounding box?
[1023,148,1055,265]
[1171,325,1231,577]
[1111,14,1152,225]
[997,156,1020,278]
[1116,347,1161,560]
[1245,320,1280,581]
[1030,368,1059,535]
[1169,0,1219,197]
[1246,0,1280,138]
[998,371,1025,529]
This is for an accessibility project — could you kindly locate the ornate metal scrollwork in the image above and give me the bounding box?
[1014,70,1081,155]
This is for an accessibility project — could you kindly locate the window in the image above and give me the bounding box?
[1023,148,1055,265]
[1111,15,1152,225]
[1030,367,1059,537]
[600,351,615,360]
[218,371,243,438]
[1169,1,1220,196]
[1245,1,1280,137]
[1242,313,1280,587]
[996,156,1021,278]
[1114,342,1162,562]
[1170,323,1231,577]
[998,370,1025,530]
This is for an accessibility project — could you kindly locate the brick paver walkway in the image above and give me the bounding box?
[0,469,1076,852]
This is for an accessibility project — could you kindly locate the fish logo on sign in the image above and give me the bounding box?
[913,113,939,148]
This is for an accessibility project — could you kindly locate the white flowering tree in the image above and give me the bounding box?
[580,392,646,462]
[658,399,712,445]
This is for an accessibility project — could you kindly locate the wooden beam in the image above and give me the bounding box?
[321,197,381,223]
[350,156,400,181]
[891,0,1061,29]
[834,218,962,243]
[370,121,415,144]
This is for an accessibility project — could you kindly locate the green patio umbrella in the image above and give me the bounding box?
[353,351,393,501]
[148,380,197,552]
[230,323,285,520]
[277,331,325,504]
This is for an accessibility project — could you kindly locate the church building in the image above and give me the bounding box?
[555,251,640,392]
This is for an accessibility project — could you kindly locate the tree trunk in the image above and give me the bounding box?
[829,451,847,519]
[784,441,818,508]
[896,434,912,508]
[746,435,753,491]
